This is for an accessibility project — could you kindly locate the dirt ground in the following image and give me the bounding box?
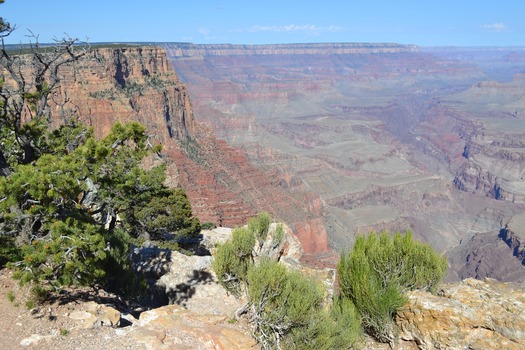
[0,269,145,350]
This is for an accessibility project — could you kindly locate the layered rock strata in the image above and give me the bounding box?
[165,42,525,283]
[28,45,332,256]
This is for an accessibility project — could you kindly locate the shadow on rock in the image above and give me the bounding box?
[166,270,214,307]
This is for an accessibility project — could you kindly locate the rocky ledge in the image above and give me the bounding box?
[11,226,525,350]
[397,278,525,350]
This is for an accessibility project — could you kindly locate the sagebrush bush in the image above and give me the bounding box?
[283,296,361,350]
[248,212,271,248]
[248,258,360,350]
[212,214,361,349]
[338,231,447,343]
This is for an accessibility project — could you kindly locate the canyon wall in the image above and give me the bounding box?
[34,45,331,258]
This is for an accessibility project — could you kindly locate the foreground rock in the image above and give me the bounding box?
[121,305,255,350]
[396,278,525,349]
[155,249,240,315]
[67,301,121,329]
[126,229,256,349]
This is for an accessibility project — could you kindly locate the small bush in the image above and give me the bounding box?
[247,258,322,349]
[248,259,361,350]
[131,189,201,241]
[284,297,361,350]
[338,231,447,343]
[6,290,15,303]
[201,222,217,230]
[271,223,285,248]
[212,213,362,349]
[25,300,35,309]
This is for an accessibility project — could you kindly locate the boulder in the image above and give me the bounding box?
[200,227,233,253]
[396,278,525,349]
[68,301,120,329]
[131,243,171,279]
[156,249,241,316]
[20,333,57,347]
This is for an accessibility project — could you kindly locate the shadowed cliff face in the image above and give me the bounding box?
[164,42,525,282]
[37,45,331,258]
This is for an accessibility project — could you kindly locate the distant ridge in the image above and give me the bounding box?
[159,42,419,56]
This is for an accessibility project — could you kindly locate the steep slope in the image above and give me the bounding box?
[448,213,525,282]
[448,77,525,203]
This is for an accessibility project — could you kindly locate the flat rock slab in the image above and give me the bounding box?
[67,301,120,329]
[122,304,255,350]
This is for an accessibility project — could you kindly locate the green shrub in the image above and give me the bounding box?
[6,290,15,303]
[131,189,201,240]
[25,300,35,309]
[201,222,217,230]
[248,259,361,350]
[271,223,285,248]
[211,226,255,296]
[338,231,447,343]
[13,218,107,292]
[247,258,321,349]
[212,213,282,296]
[103,228,147,297]
[212,214,362,349]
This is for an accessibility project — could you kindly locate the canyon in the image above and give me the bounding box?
[25,42,525,282]
[162,43,525,282]
[4,42,525,349]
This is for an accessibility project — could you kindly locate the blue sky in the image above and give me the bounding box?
[2,0,524,46]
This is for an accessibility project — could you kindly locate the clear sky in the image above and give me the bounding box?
[2,0,524,46]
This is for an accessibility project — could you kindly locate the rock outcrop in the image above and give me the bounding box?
[121,223,334,349]
[396,278,525,350]
[67,301,121,329]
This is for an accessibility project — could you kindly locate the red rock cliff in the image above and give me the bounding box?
[43,45,331,257]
